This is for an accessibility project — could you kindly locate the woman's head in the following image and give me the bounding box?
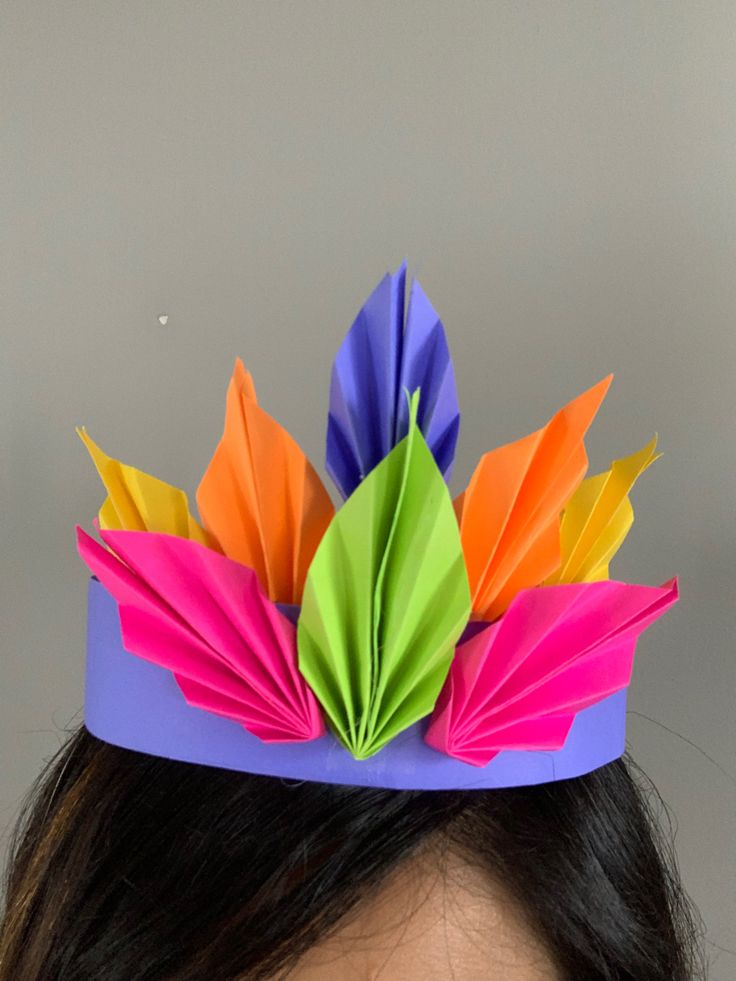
[1,726,705,980]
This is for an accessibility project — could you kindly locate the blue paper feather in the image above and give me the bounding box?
[326,262,460,499]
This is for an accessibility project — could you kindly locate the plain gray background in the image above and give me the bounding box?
[2,2,734,976]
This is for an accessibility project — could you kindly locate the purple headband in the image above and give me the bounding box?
[84,576,630,789]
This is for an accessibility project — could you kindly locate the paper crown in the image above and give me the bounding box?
[76,262,679,790]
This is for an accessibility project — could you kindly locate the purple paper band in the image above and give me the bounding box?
[84,576,627,790]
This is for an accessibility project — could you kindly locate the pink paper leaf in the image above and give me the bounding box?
[425,577,679,766]
[76,525,325,742]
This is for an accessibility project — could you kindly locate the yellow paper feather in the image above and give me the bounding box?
[543,435,662,585]
[76,426,215,549]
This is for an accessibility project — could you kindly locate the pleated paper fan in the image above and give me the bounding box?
[298,388,470,759]
[77,525,324,742]
[424,577,679,766]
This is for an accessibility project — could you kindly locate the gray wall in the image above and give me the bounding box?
[2,3,734,976]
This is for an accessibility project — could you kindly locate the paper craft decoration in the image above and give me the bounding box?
[76,261,679,790]
[76,426,215,546]
[453,374,613,622]
[298,388,470,759]
[77,525,324,742]
[543,436,662,585]
[425,577,678,766]
[197,357,335,605]
[326,260,460,500]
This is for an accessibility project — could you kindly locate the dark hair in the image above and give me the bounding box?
[0,726,705,980]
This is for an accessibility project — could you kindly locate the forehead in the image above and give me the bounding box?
[279,846,561,981]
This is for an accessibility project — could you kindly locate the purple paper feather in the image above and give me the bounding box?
[326,261,460,499]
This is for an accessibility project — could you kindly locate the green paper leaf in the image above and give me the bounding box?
[297,388,471,759]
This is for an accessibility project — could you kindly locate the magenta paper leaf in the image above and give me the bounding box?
[76,525,325,742]
[425,577,679,766]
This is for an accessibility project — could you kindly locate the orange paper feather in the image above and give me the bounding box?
[196,358,335,605]
[455,374,613,621]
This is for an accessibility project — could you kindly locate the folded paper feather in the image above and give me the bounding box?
[326,261,460,500]
[196,357,335,605]
[425,576,679,766]
[76,525,325,742]
[454,374,613,622]
[299,388,471,759]
[76,427,216,548]
[544,435,662,585]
